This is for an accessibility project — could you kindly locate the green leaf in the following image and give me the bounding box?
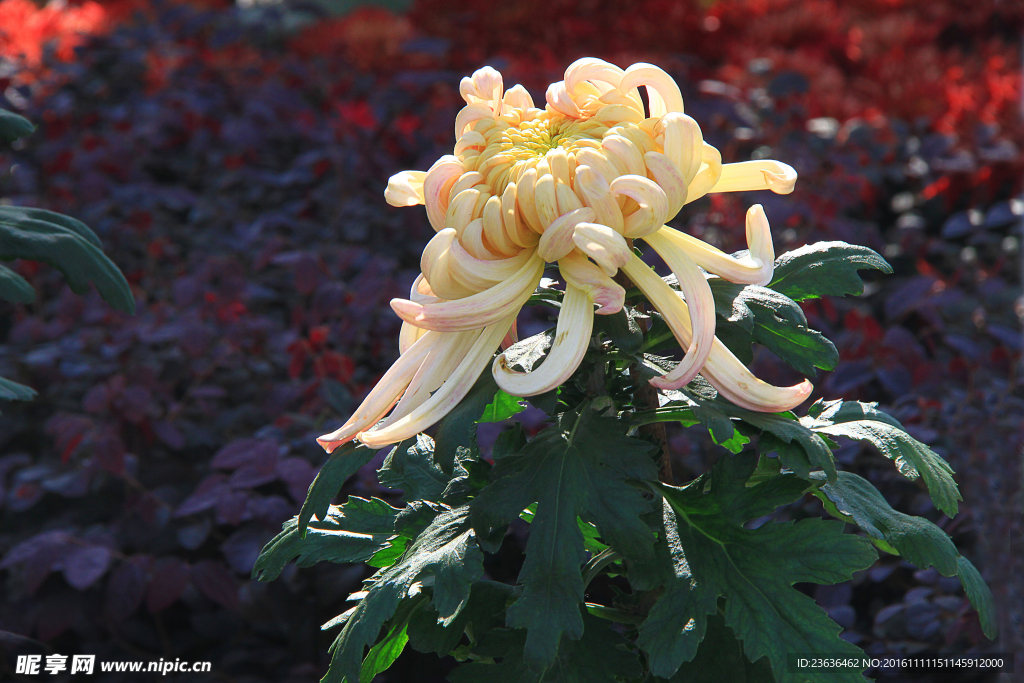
[806,400,960,517]
[359,620,410,683]
[407,580,513,656]
[252,497,399,581]
[639,453,876,682]
[299,441,377,535]
[0,263,34,304]
[770,241,892,302]
[470,405,658,669]
[0,206,135,314]
[709,280,838,376]
[0,375,37,403]
[593,306,644,354]
[434,372,500,471]
[0,108,34,142]
[664,614,776,683]
[325,505,483,683]
[478,390,527,423]
[448,611,643,683]
[735,409,837,482]
[811,470,995,638]
[378,434,448,502]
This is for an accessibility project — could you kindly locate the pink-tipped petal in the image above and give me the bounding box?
[619,62,685,117]
[546,80,583,118]
[559,250,625,315]
[502,84,534,112]
[643,151,688,217]
[493,284,594,396]
[423,156,464,232]
[359,315,516,446]
[572,222,631,276]
[390,256,543,332]
[316,331,436,452]
[537,208,596,262]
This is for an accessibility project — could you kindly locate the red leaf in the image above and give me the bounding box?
[190,560,239,611]
[146,558,190,613]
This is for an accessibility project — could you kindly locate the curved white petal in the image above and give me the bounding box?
[574,164,624,233]
[316,331,436,452]
[572,222,631,276]
[611,174,670,238]
[652,204,775,286]
[537,207,596,262]
[559,250,625,315]
[391,256,543,331]
[710,159,798,195]
[683,143,723,205]
[359,315,516,446]
[502,84,534,112]
[643,151,688,217]
[423,156,464,232]
[385,170,426,207]
[641,232,716,389]
[382,329,480,427]
[619,62,685,117]
[493,284,594,396]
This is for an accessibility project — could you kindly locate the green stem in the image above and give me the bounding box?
[585,603,645,625]
[630,407,699,427]
[582,548,621,589]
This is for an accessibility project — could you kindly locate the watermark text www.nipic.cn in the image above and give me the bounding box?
[15,655,213,676]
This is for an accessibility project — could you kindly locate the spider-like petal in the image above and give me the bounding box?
[359,315,516,446]
[391,256,544,331]
[316,331,436,453]
[572,222,631,276]
[638,234,716,389]
[710,160,797,195]
[493,284,594,396]
[652,204,775,286]
[619,63,685,117]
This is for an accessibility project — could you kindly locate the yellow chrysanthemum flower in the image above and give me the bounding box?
[318,58,811,453]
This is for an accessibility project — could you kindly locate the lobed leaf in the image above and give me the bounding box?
[0,206,135,314]
[639,453,876,682]
[812,470,995,638]
[298,441,378,535]
[769,241,892,302]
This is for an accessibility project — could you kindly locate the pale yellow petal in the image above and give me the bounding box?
[493,284,593,396]
[383,329,480,427]
[683,143,723,205]
[611,174,670,237]
[424,156,464,232]
[619,62,685,117]
[537,208,596,262]
[643,151,688,217]
[385,170,426,207]
[359,315,516,446]
[710,160,797,195]
[317,331,436,452]
[574,164,624,233]
[391,256,543,331]
[641,232,716,389]
[559,250,625,314]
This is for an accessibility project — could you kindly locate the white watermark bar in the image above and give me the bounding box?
[15,655,213,676]
[787,653,1014,673]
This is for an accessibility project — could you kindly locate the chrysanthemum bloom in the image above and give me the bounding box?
[318,58,812,452]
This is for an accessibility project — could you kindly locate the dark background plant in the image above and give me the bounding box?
[0,0,1019,681]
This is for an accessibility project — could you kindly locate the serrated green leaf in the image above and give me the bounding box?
[434,372,500,471]
[378,434,448,502]
[805,401,960,517]
[664,614,776,683]
[407,580,513,657]
[359,621,410,683]
[770,241,892,302]
[0,375,37,403]
[479,390,527,423]
[0,206,134,314]
[639,453,876,683]
[299,441,377,535]
[448,611,642,683]
[811,470,995,639]
[470,405,658,669]
[325,505,483,683]
[253,497,399,581]
[734,409,837,481]
[442,448,493,503]
[0,108,35,142]
[593,306,644,354]
[0,263,34,304]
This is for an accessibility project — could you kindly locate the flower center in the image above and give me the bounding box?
[459,111,609,198]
